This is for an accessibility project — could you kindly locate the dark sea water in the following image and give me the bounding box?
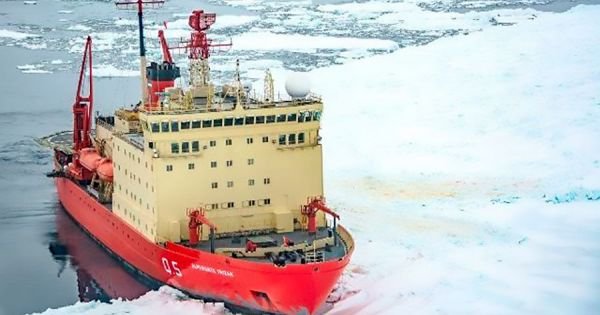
[0,1,240,313]
[0,45,144,315]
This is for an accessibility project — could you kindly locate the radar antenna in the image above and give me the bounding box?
[114,0,165,103]
[169,9,232,87]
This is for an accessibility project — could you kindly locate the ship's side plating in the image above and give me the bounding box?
[55,177,353,314]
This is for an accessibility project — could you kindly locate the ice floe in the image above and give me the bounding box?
[92,64,138,77]
[306,5,600,314]
[30,286,225,315]
[67,24,92,32]
[114,18,138,26]
[232,31,398,52]
[0,29,40,40]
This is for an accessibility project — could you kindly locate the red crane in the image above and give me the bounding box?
[187,208,217,252]
[157,29,173,63]
[301,197,340,238]
[72,35,93,153]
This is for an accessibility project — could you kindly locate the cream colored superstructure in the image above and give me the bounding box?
[103,97,326,243]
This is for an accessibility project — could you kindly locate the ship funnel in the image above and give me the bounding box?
[146,61,181,107]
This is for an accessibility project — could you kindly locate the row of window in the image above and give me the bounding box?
[209,198,271,210]
[148,111,322,133]
[118,205,155,235]
[166,141,201,154]
[279,133,305,145]
[165,136,273,155]
[165,161,260,172]
[209,178,271,189]
[117,185,155,210]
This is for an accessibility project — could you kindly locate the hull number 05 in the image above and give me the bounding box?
[162,257,183,277]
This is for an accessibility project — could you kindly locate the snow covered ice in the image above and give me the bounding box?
[31,2,600,315]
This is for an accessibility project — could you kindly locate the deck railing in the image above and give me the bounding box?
[141,95,322,116]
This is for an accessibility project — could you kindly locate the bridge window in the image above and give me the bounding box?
[171,121,179,132]
[181,121,190,129]
[213,119,223,127]
[298,112,306,123]
[305,111,313,122]
[313,111,321,121]
[288,134,296,145]
[192,141,199,152]
[287,113,297,122]
[192,120,201,128]
[202,120,212,128]
[276,114,286,122]
[181,142,189,153]
[256,116,265,124]
[161,121,169,132]
[245,116,255,125]
[278,134,286,145]
[298,132,305,144]
[151,122,159,132]
[224,117,234,126]
[171,143,179,154]
[266,115,276,123]
[235,117,244,126]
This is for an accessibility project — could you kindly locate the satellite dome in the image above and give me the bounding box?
[285,72,311,99]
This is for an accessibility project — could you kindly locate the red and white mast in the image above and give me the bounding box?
[170,10,232,88]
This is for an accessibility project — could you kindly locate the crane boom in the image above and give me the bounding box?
[158,29,173,63]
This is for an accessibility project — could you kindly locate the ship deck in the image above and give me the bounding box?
[191,227,348,264]
[36,130,75,153]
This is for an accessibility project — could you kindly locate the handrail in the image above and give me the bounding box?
[141,97,322,116]
[96,118,114,131]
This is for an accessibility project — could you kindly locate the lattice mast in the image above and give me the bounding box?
[171,10,232,87]
[114,0,164,103]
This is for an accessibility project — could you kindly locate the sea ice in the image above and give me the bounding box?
[0,29,40,40]
[31,3,600,315]
[29,286,225,315]
[231,31,398,52]
[92,64,138,78]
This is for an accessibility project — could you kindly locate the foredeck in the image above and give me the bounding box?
[191,227,348,265]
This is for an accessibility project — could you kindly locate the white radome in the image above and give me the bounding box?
[285,72,311,99]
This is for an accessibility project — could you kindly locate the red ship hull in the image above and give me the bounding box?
[55,177,352,314]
